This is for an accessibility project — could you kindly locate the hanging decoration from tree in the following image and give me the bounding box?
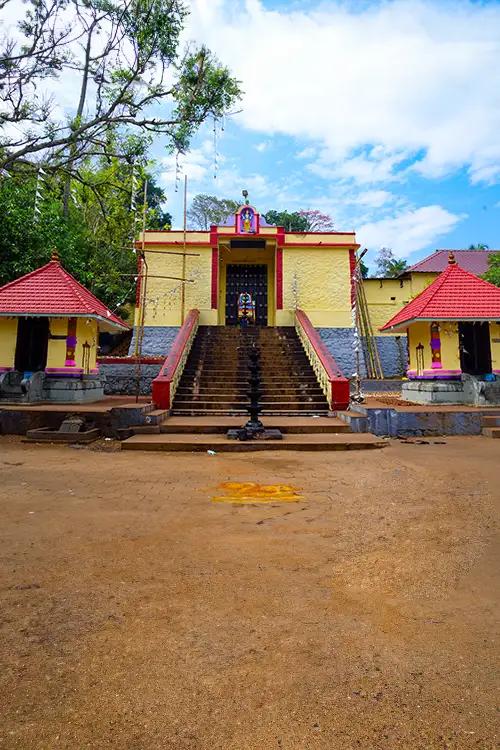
[33,166,46,223]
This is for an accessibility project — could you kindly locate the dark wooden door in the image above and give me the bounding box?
[225,264,268,326]
[459,322,492,375]
[14,317,49,372]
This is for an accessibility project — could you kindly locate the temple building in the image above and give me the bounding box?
[132,202,371,378]
[363,247,497,375]
[381,253,500,404]
[0,252,129,403]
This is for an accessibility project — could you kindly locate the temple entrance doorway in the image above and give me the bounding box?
[225,264,268,326]
[14,317,49,372]
[459,322,492,375]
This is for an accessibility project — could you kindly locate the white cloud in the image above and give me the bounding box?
[357,205,465,257]
[353,190,398,209]
[296,146,317,160]
[188,0,500,185]
[255,141,269,152]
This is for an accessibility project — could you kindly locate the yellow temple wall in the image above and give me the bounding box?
[141,245,216,327]
[46,317,98,370]
[46,318,67,367]
[409,272,438,296]
[408,322,431,371]
[278,247,352,327]
[0,318,18,367]
[364,278,412,335]
[490,321,500,371]
[76,318,98,371]
[407,321,460,372]
[439,322,461,370]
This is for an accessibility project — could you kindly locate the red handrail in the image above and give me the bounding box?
[152,309,200,409]
[295,309,349,410]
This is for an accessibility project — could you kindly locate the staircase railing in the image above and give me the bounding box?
[295,309,349,411]
[152,309,200,410]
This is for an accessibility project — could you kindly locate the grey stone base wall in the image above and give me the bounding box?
[350,403,483,436]
[318,328,367,379]
[100,363,161,395]
[128,326,179,357]
[373,335,408,377]
[318,329,407,379]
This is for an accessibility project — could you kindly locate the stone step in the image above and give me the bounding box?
[181,370,312,377]
[179,375,320,382]
[175,387,324,396]
[171,409,330,417]
[482,426,500,438]
[144,409,170,425]
[160,416,350,434]
[481,415,500,427]
[172,399,328,409]
[121,433,386,452]
[174,393,326,403]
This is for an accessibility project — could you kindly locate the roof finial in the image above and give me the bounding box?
[50,248,60,263]
[242,189,249,205]
[448,251,456,265]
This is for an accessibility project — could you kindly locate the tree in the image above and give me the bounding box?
[0,0,241,184]
[264,210,309,232]
[483,252,500,287]
[374,247,408,277]
[0,154,141,311]
[143,179,172,230]
[360,259,369,279]
[187,194,239,230]
[298,209,334,231]
[468,243,489,250]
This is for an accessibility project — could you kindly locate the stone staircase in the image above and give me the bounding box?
[481,412,500,438]
[171,326,330,417]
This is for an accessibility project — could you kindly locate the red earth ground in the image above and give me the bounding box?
[0,435,498,749]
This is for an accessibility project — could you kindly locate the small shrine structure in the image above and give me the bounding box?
[381,253,500,404]
[0,251,129,403]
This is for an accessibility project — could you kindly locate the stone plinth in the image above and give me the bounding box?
[42,376,104,403]
[402,380,466,405]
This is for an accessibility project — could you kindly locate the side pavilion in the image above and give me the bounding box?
[0,251,129,403]
[381,253,500,404]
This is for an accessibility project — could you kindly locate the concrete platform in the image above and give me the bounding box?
[121,433,387,452]
[159,416,350,435]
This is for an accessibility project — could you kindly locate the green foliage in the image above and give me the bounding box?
[144,180,172,229]
[187,194,239,230]
[264,210,309,232]
[483,252,500,287]
[0,160,143,314]
[468,243,489,250]
[360,259,369,279]
[1,1,241,174]
[374,247,408,277]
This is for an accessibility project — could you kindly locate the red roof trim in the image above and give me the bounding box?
[0,259,129,329]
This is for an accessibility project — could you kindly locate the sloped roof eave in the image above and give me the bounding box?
[0,310,129,330]
[381,314,500,332]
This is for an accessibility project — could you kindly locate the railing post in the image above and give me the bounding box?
[295,309,350,411]
[152,309,200,410]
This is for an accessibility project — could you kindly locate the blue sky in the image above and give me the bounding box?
[154,0,500,270]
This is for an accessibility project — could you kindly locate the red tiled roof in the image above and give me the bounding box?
[381,255,500,331]
[0,257,129,329]
[406,248,496,275]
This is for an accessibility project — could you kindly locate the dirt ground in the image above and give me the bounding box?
[0,436,498,750]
